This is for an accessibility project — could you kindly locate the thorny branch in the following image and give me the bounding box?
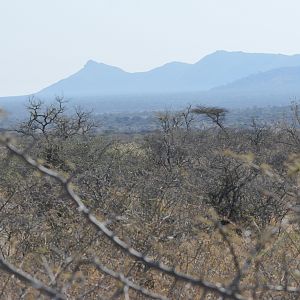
[0,256,66,299]
[75,258,169,300]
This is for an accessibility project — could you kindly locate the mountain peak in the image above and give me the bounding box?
[210,50,246,56]
[214,50,230,54]
[83,60,125,73]
[84,59,100,68]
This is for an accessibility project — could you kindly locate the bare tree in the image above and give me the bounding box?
[16,96,96,165]
[18,96,96,140]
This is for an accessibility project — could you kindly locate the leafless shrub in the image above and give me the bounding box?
[0,104,299,299]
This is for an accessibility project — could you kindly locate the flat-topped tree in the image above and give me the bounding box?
[192,106,228,132]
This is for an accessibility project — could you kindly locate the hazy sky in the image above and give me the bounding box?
[1,0,300,96]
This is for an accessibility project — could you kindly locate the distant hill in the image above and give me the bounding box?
[200,66,300,107]
[213,66,300,94]
[38,51,300,97]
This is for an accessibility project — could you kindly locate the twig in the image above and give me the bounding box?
[76,258,168,300]
[0,256,66,299]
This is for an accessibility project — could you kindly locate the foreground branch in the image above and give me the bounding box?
[76,258,168,300]
[0,256,65,299]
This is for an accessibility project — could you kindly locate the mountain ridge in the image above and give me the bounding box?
[38,50,300,97]
[2,51,300,116]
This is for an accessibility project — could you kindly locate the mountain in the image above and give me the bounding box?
[213,66,300,94]
[2,50,300,119]
[194,66,300,108]
[38,51,300,97]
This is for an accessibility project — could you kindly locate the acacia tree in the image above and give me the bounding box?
[192,106,228,133]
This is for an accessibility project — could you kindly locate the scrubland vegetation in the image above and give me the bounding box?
[1,97,300,299]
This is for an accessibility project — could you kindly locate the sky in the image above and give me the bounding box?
[1,0,300,96]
